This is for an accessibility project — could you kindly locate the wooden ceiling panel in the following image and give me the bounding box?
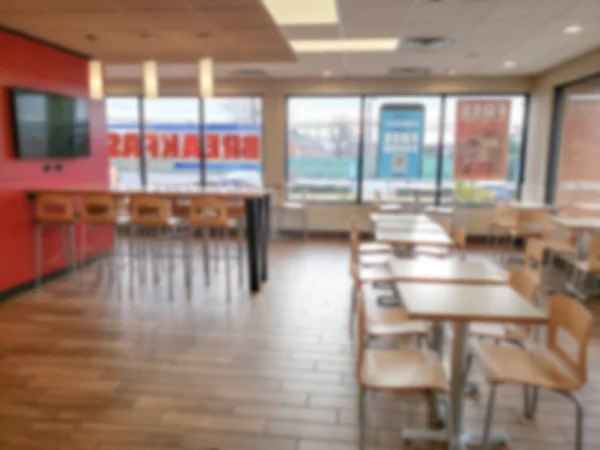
[0,0,295,63]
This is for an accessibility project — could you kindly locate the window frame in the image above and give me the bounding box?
[545,71,600,204]
[106,95,264,188]
[284,92,530,206]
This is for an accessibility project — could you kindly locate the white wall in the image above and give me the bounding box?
[107,75,540,234]
[523,48,600,202]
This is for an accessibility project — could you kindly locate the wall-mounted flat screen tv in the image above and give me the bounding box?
[9,87,90,159]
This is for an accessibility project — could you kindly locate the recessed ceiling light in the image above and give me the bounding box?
[322,70,333,77]
[290,38,399,53]
[504,60,516,68]
[262,0,338,25]
[564,24,583,34]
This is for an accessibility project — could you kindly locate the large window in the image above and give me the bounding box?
[287,97,361,202]
[144,97,200,187]
[105,96,263,189]
[549,75,600,204]
[286,94,528,205]
[205,97,262,188]
[362,96,441,205]
[442,95,526,204]
[107,97,141,187]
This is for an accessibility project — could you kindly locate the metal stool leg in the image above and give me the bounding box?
[203,228,211,287]
[224,227,231,301]
[237,220,244,287]
[481,384,498,450]
[35,223,43,289]
[358,386,367,450]
[68,224,80,289]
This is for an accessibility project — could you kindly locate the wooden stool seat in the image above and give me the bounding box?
[360,347,449,392]
[471,341,581,391]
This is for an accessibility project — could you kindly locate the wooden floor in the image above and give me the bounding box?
[0,239,599,450]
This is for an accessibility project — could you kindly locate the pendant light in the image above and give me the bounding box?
[88,60,104,100]
[143,60,159,98]
[198,58,214,98]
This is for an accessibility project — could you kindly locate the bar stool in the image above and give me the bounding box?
[80,194,130,285]
[185,197,233,297]
[34,194,79,289]
[129,196,177,285]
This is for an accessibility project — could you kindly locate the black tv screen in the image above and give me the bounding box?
[9,87,90,159]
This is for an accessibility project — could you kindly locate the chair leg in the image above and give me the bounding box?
[349,282,358,333]
[153,228,161,284]
[203,228,211,287]
[68,224,80,289]
[185,228,193,290]
[224,228,231,302]
[358,386,367,450]
[237,221,244,287]
[303,209,308,241]
[559,391,584,450]
[481,384,498,450]
[35,223,43,289]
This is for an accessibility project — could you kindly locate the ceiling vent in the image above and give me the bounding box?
[388,67,432,77]
[231,68,269,77]
[400,36,456,51]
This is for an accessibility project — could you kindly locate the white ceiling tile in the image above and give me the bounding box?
[488,0,577,20]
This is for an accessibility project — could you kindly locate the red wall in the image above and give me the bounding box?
[0,30,111,293]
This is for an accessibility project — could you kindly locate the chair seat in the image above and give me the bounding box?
[360,242,393,254]
[415,246,450,258]
[365,298,431,337]
[359,253,390,267]
[471,341,583,391]
[542,238,575,255]
[281,201,304,210]
[470,323,528,342]
[360,348,448,392]
[378,204,403,213]
[573,260,600,274]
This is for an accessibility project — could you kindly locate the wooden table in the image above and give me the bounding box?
[29,186,271,294]
[552,216,600,260]
[508,200,553,211]
[375,229,453,247]
[389,258,507,285]
[398,282,547,449]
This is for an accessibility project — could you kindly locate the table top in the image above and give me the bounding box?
[552,216,600,231]
[29,185,269,199]
[376,229,453,246]
[371,213,433,224]
[398,283,548,324]
[375,223,444,233]
[424,206,454,215]
[508,201,552,210]
[574,202,600,211]
[389,258,508,285]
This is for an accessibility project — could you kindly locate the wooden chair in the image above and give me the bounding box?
[348,229,392,330]
[414,219,454,259]
[565,234,600,299]
[488,201,517,248]
[471,295,592,450]
[186,197,235,297]
[270,184,308,240]
[350,217,393,256]
[453,225,468,260]
[356,288,450,450]
[504,209,550,265]
[34,194,79,288]
[470,267,540,344]
[362,284,431,341]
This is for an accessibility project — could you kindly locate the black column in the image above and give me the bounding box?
[245,197,261,293]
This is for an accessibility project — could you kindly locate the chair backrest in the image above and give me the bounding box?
[453,225,467,250]
[81,195,117,224]
[130,196,171,226]
[227,200,245,220]
[492,201,514,221]
[547,295,593,387]
[509,267,539,304]
[35,194,75,223]
[171,199,191,219]
[188,197,229,228]
[517,209,549,234]
[586,235,600,271]
[524,238,545,278]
